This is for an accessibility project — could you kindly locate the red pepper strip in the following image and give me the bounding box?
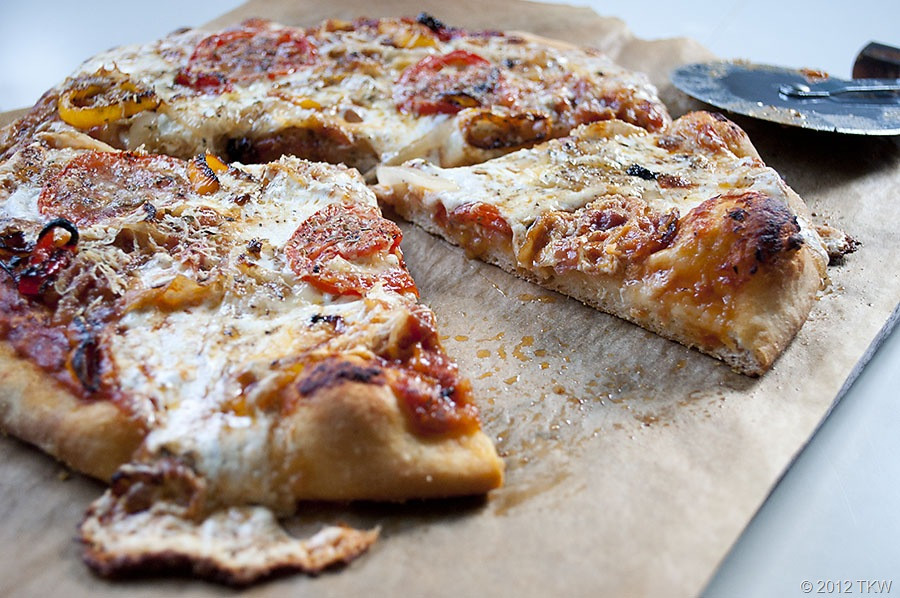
[17,219,79,297]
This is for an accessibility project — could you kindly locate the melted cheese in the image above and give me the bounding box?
[378,122,828,266]
[2,185,42,220]
[59,19,667,170]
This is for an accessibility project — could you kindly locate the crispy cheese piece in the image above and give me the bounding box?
[79,461,379,584]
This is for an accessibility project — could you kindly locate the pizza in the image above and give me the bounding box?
[376,112,830,375]
[0,12,842,586]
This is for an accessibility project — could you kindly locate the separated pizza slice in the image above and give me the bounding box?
[0,131,502,583]
[376,111,829,375]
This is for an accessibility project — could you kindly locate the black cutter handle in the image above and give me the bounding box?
[853,42,900,79]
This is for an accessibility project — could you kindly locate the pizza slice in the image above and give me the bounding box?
[0,130,502,583]
[0,16,669,179]
[375,111,830,375]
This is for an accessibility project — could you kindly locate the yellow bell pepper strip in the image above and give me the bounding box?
[203,152,229,174]
[58,71,160,129]
[188,153,228,195]
[393,28,438,48]
[268,89,322,110]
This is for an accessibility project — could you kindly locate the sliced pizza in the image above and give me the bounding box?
[376,111,830,375]
[0,10,842,586]
[0,129,502,582]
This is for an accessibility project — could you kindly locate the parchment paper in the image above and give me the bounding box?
[2,1,899,596]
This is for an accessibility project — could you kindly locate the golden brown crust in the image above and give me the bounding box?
[659,110,760,159]
[0,90,60,160]
[630,190,823,373]
[274,379,503,501]
[0,342,145,480]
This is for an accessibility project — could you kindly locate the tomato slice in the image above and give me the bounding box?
[394,49,512,116]
[448,202,513,236]
[175,19,317,92]
[285,202,417,297]
[39,151,187,226]
[378,304,480,437]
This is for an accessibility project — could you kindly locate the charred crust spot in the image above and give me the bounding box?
[786,233,804,251]
[416,12,446,32]
[708,192,805,269]
[142,202,158,221]
[728,208,748,222]
[675,190,807,296]
[626,164,657,180]
[754,212,803,265]
[70,315,101,393]
[308,313,344,331]
[246,238,262,256]
[296,358,384,397]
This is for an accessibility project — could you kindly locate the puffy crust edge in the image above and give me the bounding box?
[0,342,145,481]
[272,379,504,502]
[0,335,503,502]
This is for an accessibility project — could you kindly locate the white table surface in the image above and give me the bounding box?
[1,1,898,596]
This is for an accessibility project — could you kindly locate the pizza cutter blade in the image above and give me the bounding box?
[670,43,900,135]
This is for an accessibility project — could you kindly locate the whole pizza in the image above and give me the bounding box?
[0,13,847,584]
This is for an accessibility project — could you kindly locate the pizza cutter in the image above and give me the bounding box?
[670,42,900,134]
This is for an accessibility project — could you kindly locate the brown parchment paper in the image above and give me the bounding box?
[1,1,899,596]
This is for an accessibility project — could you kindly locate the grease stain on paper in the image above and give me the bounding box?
[430,297,748,516]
